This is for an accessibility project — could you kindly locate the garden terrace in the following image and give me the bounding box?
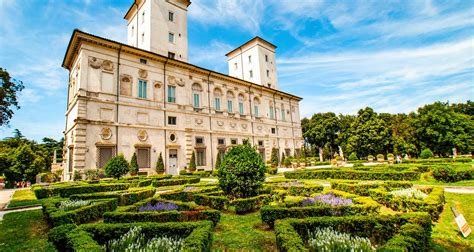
[42,198,118,227]
[103,195,221,226]
[330,180,413,196]
[48,220,214,251]
[284,168,420,181]
[261,189,380,227]
[69,187,156,206]
[368,186,445,221]
[274,212,432,251]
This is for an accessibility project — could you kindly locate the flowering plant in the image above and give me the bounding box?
[183,186,199,192]
[278,181,304,187]
[389,188,428,199]
[106,226,184,252]
[58,199,91,211]
[307,227,375,251]
[138,202,179,212]
[301,193,353,207]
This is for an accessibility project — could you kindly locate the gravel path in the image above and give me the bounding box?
[443,186,474,194]
[0,189,17,210]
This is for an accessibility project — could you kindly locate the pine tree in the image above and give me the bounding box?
[129,152,139,175]
[215,152,222,170]
[155,152,164,174]
[270,148,279,168]
[189,151,197,171]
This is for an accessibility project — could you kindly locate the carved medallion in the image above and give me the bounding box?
[88,57,102,69]
[100,128,112,140]
[217,121,224,127]
[102,60,113,71]
[230,122,236,128]
[241,124,248,129]
[138,69,148,78]
[137,130,148,142]
[257,126,263,131]
[195,118,203,125]
[169,132,177,142]
[168,76,185,87]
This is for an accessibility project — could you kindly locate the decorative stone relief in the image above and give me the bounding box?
[217,121,224,127]
[168,76,185,87]
[138,69,148,78]
[137,130,148,142]
[120,74,132,96]
[88,57,102,69]
[100,128,112,140]
[195,118,203,125]
[241,124,248,129]
[101,60,113,71]
[169,132,177,142]
[153,81,162,88]
[257,126,263,132]
[230,122,236,128]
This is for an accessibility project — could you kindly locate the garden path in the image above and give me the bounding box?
[0,189,17,210]
[443,186,474,194]
[0,206,42,221]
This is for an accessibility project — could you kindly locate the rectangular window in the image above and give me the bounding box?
[140,58,147,64]
[97,146,115,169]
[268,83,272,88]
[227,100,233,113]
[218,138,225,145]
[269,106,274,119]
[142,12,145,23]
[281,108,286,121]
[196,137,204,145]
[254,105,259,117]
[258,140,264,146]
[231,139,237,145]
[168,11,174,21]
[168,52,175,59]
[248,55,251,63]
[138,80,147,98]
[243,139,249,145]
[249,70,253,78]
[196,149,206,166]
[193,93,200,108]
[141,33,145,43]
[271,128,276,134]
[239,102,244,115]
[265,55,268,62]
[168,86,176,103]
[234,63,238,69]
[266,70,270,77]
[137,148,150,168]
[168,32,175,43]
[168,116,176,125]
[215,97,221,111]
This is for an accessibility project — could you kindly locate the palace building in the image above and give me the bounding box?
[62,0,303,180]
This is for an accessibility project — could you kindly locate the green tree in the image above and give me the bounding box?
[155,152,164,174]
[270,148,278,167]
[414,102,473,156]
[189,151,196,172]
[215,152,223,170]
[348,152,358,161]
[280,152,286,167]
[217,144,265,199]
[5,144,45,183]
[303,112,340,161]
[420,148,434,159]
[104,154,129,179]
[129,152,139,175]
[0,68,25,126]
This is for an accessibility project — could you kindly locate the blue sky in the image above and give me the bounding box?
[0,0,473,141]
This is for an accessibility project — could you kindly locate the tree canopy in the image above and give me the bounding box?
[0,68,25,126]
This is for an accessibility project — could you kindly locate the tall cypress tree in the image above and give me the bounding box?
[129,152,139,175]
[189,151,197,171]
[156,152,164,174]
[270,148,279,168]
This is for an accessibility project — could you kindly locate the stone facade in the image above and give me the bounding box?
[61,0,303,181]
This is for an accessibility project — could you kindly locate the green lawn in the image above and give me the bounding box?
[431,192,474,251]
[7,189,44,208]
[0,210,56,252]
[212,212,276,251]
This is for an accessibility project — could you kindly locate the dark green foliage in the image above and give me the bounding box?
[432,165,473,182]
[189,151,197,172]
[266,183,324,197]
[283,156,291,168]
[284,169,420,181]
[266,166,278,175]
[2,143,46,183]
[104,154,129,179]
[348,152,358,161]
[215,152,222,170]
[420,148,434,159]
[218,144,266,199]
[70,188,156,206]
[271,148,279,167]
[48,224,77,251]
[73,170,81,181]
[280,152,286,167]
[34,183,130,199]
[129,153,139,174]
[103,209,221,226]
[0,67,25,126]
[331,180,413,196]
[42,198,118,227]
[151,177,200,187]
[155,152,165,174]
[194,193,229,210]
[378,223,428,251]
[230,194,271,214]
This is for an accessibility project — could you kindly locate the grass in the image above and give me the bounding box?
[212,212,276,251]
[0,209,57,252]
[431,192,474,251]
[7,189,44,208]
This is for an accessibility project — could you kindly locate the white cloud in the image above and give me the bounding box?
[189,40,233,72]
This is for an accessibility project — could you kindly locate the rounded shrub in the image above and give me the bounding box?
[348,152,358,161]
[420,149,434,159]
[377,154,384,160]
[432,165,457,182]
[367,155,374,160]
[218,144,265,199]
[104,154,130,179]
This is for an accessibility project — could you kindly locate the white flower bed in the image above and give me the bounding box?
[58,199,91,211]
[107,226,184,252]
[307,227,375,251]
[389,188,428,199]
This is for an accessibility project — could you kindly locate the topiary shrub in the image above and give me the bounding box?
[420,149,434,159]
[271,148,279,168]
[104,154,130,179]
[218,145,266,199]
[215,152,222,171]
[368,155,374,161]
[156,152,164,174]
[129,153,139,175]
[432,165,457,182]
[387,153,394,160]
[189,151,197,172]
[73,170,82,181]
[284,157,291,168]
[348,152,358,161]
[377,154,384,161]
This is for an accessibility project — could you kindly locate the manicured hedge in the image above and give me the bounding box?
[378,223,427,251]
[261,190,380,227]
[50,221,214,252]
[274,212,431,252]
[152,177,200,187]
[34,183,130,199]
[180,170,212,177]
[331,180,413,196]
[284,169,420,181]
[230,194,271,214]
[120,196,200,212]
[368,186,444,221]
[103,209,221,226]
[265,183,324,197]
[158,186,219,202]
[70,187,156,206]
[432,165,474,182]
[42,198,118,227]
[402,157,471,164]
[194,192,229,210]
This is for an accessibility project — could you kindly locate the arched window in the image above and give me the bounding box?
[238,94,245,115]
[192,83,202,108]
[253,97,260,117]
[214,88,222,111]
[227,91,234,113]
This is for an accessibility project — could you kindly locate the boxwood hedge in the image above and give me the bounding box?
[284,169,420,181]
[34,183,130,199]
[331,180,413,196]
[70,187,156,206]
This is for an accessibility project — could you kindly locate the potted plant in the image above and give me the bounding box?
[377,154,384,162]
[367,155,374,162]
[387,153,394,161]
[0,176,5,190]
